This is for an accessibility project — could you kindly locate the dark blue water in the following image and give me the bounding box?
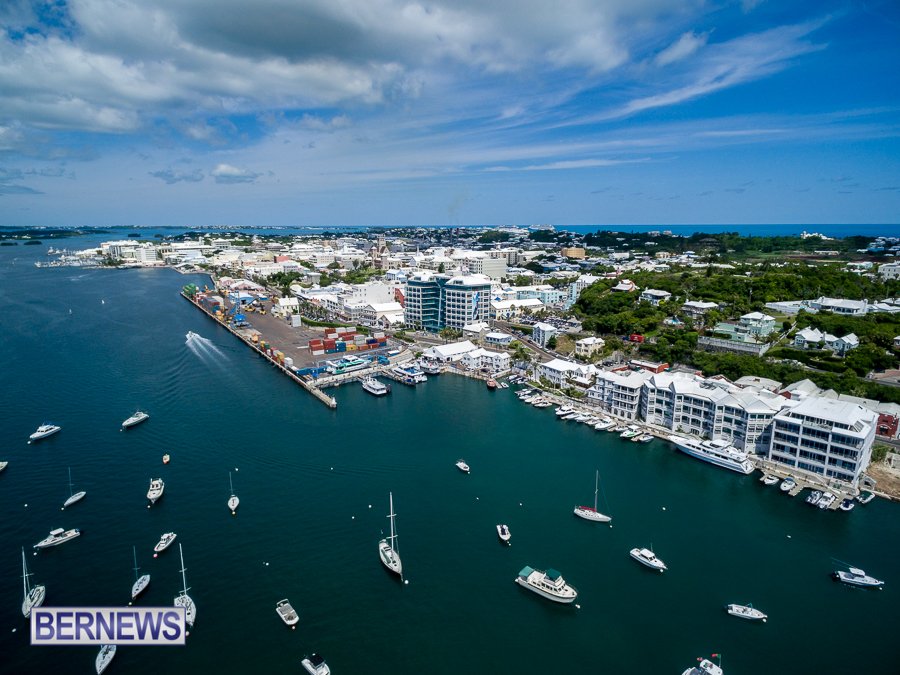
[1,238,899,674]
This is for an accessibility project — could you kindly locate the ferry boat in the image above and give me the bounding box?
[34,527,81,549]
[29,423,61,442]
[496,524,511,545]
[455,459,470,474]
[667,435,754,475]
[362,377,390,396]
[122,411,149,428]
[153,532,177,554]
[301,654,331,675]
[833,566,883,589]
[325,356,371,375]
[514,566,578,604]
[681,657,724,675]
[629,547,667,572]
[95,644,116,674]
[726,603,767,621]
[276,599,299,627]
[147,478,165,505]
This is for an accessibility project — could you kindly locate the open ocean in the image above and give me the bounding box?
[1,234,899,674]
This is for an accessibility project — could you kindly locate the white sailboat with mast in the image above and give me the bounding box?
[227,471,239,515]
[21,547,46,618]
[62,467,86,509]
[378,492,403,578]
[573,470,611,523]
[173,543,196,628]
[130,545,150,603]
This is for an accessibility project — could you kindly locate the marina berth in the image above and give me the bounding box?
[29,423,61,442]
[726,603,767,622]
[629,547,667,572]
[667,435,754,475]
[34,527,81,549]
[515,566,578,604]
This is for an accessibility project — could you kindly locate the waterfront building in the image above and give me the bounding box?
[461,348,511,373]
[537,358,597,389]
[404,272,491,331]
[532,322,558,347]
[586,369,651,420]
[574,336,605,359]
[422,340,477,363]
[768,398,877,486]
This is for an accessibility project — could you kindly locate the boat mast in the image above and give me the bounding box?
[68,467,73,499]
[387,492,398,553]
[22,547,30,598]
[593,470,599,511]
[178,544,190,596]
[229,471,234,497]
[132,546,139,582]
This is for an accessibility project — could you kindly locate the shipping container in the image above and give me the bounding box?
[311,350,325,356]
[347,344,357,351]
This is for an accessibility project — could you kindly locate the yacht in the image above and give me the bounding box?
[514,566,578,604]
[635,434,654,443]
[574,470,611,523]
[147,477,165,505]
[455,459,470,474]
[122,411,149,429]
[840,498,856,512]
[301,654,331,675]
[726,603,767,622]
[276,599,299,627]
[95,644,116,674]
[610,424,627,433]
[62,467,86,509]
[131,546,150,602]
[496,524,511,545]
[817,492,836,509]
[362,377,390,396]
[378,492,402,577]
[153,532,177,554]
[21,547,46,618]
[681,657,724,675]
[29,423,61,442]
[779,477,796,492]
[667,435,754,475]
[593,418,613,431]
[174,544,196,627]
[620,426,641,439]
[833,566,884,588]
[227,471,240,514]
[629,547,667,572]
[806,490,822,506]
[760,474,779,486]
[34,527,81,549]
[421,361,442,375]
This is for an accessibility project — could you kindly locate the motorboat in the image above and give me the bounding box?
[486,378,498,390]
[806,490,822,506]
[62,467,86,509]
[594,418,613,431]
[29,423,61,442]
[162,454,170,464]
[21,547,46,618]
[95,644,116,674]
[276,599,299,627]
[153,532,177,554]
[227,471,240,514]
[817,492,836,510]
[455,459,470,474]
[362,377,390,396]
[378,492,402,577]
[833,566,884,589]
[635,434,654,443]
[496,524,511,545]
[857,491,875,505]
[779,477,796,492]
[840,498,856,512]
[533,400,552,408]
[574,470,611,523]
[667,435,754,475]
[122,411,149,429]
[34,527,81,549]
[131,546,150,601]
[499,382,510,389]
[173,544,196,627]
[760,474,779,486]
[514,565,578,604]
[147,477,165,505]
[610,424,627,433]
[629,547,667,572]
[681,657,724,675]
[0,461,8,473]
[301,654,331,675]
[726,603,767,622]
[620,426,641,439]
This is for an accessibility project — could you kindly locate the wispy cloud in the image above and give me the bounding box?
[149,168,205,184]
[211,163,260,184]
[655,31,709,67]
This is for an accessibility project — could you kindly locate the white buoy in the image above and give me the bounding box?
[662,507,666,511]
[351,516,355,519]
[575,604,581,609]
[404,580,409,585]
[12,628,17,632]
[786,534,792,539]
[24,504,27,508]
[368,504,372,508]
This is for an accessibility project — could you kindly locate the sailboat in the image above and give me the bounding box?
[174,543,196,628]
[62,467,86,509]
[573,470,611,523]
[378,492,403,577]
[21,547,46,618]
[130,545,150,603]
[227,472,240,515]
[95,644,116,674]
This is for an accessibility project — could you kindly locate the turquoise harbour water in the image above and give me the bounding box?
[1,238,899,675]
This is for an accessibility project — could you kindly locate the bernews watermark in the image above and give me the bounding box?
[31,607,186,646]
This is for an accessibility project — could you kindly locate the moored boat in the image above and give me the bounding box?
[29,423,61,442]
[779,477,796,492]
[21,547,46,618]
[857,491,875,504]
[0,461,8,473]
[362,377,390,396]
[555,406,573,417]
[131,545,150,602]
[486,378,498,389]
[840,498,856,511]
[378,492,402,577]
[34,527,81,549]
[62,467,86,509]
[593,418,613,431]
[833,566,883,588]
[276,599,299,627]
[173,543,196,627]
[122,411,149,428]
[153,532,177,554]
[574,470,611,523]
[726,603,767,622]
[147,477,165,505]
[668,435,754,475]
[681,657,724,675]
[635,433,654,443]
[162,453,170,464]
[760,474,779,486]
[227,471,240,514]
[514,565,577,604]
[455,459,470,474]
[620,425,640,439]
[806,490,822,506]
[817,492,836,509]
[301,654,331,675]
[629,547,667,572]
[496,524,511,545]
[95,644,116,674]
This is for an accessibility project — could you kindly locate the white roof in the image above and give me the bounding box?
[533,322,557,332]
[367,301,403,313]
[446,274,492,286]
[423,340,477,358]
[491,298,544,309]
[796,327,824,342]
[485,332,513,340]
[741,311,775,321]
[779,396,877,426]
[641,288,671,297]
[462,321,491,332]
[540,358,590,374]
[683,300,718,310]
[576,336,605,346]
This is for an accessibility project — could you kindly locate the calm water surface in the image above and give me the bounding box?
[1,238,899,674]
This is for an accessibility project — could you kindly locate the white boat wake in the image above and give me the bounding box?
[185,332,227,360]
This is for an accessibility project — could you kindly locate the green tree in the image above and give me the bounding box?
[547,336,558,350]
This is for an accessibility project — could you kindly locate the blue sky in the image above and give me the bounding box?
[0,0,898,227]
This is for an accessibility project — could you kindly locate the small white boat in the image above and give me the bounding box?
[514,565,578,604]
[362,377,390,396]
[95,644,116,674]
[0,461,8,473]
[857,491,875,505]
[62,467,86,509]
[760,474,779,486]
[620,426,640,439]
[629,547,667,572]
[147,477,165,505]
[34,527,81,549]
[173,544,196,627]
[817,492,836,510]
[726,603,767,622]
[681,657,724,675]
[378,492,402,577]
[29,423,61,442]
[574,470,611,523]
[301,653,331,675]
[496,524,511,545]
[162,453,170,464]
[154,532,177,553]
[122,411,149,428]
[455,459,470,474]
[227,471,240,514]
[131,545,150,601]
[594,418,613,431]
[635,434,654,443]
[806,490,822,506]
[833,566,884,588]
[779,477,796,492]
[21,547,46,618]
[276,599,299,626]
[840,498,856,512]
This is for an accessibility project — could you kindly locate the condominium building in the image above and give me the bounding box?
[586,369,651,420]
[536,358,597,389]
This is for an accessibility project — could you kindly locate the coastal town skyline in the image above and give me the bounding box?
[1,0,899,227]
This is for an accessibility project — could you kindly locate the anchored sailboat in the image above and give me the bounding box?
[174,543,196,628]
[21,547,46,618]
[62,467,86,509]
[378,492,403,578]
[227,472,240,515]
[130,545,150,603]
[573,470,611,523]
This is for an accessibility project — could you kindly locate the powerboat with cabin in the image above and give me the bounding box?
[496,524,511,545]
[620,425,640,439]
[122,411,149,429]
[301,654,331,675]
[594,418,613,431]
[682,657,724,675]
[726,603,767,621]
[455,460,470,474]
[629,547,667,572]
[840,498,856,511]
[667,435,754,475]
[514,566,578,604]
[817,492,836,509]
[760,474,779,486]
[34,527,81,549]
[806,490,822,506]
[276,599,299,626]
[635,434,654,443]
[857,491,875,505]
[147,478,165,505]
[779,477,796,492]
[362,377,390,396]
[154,532,177,554]
[833,566,884,588]
[29,423,61,442]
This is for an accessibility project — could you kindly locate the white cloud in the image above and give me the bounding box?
[211,163,260,184]
[655,31,709,67]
